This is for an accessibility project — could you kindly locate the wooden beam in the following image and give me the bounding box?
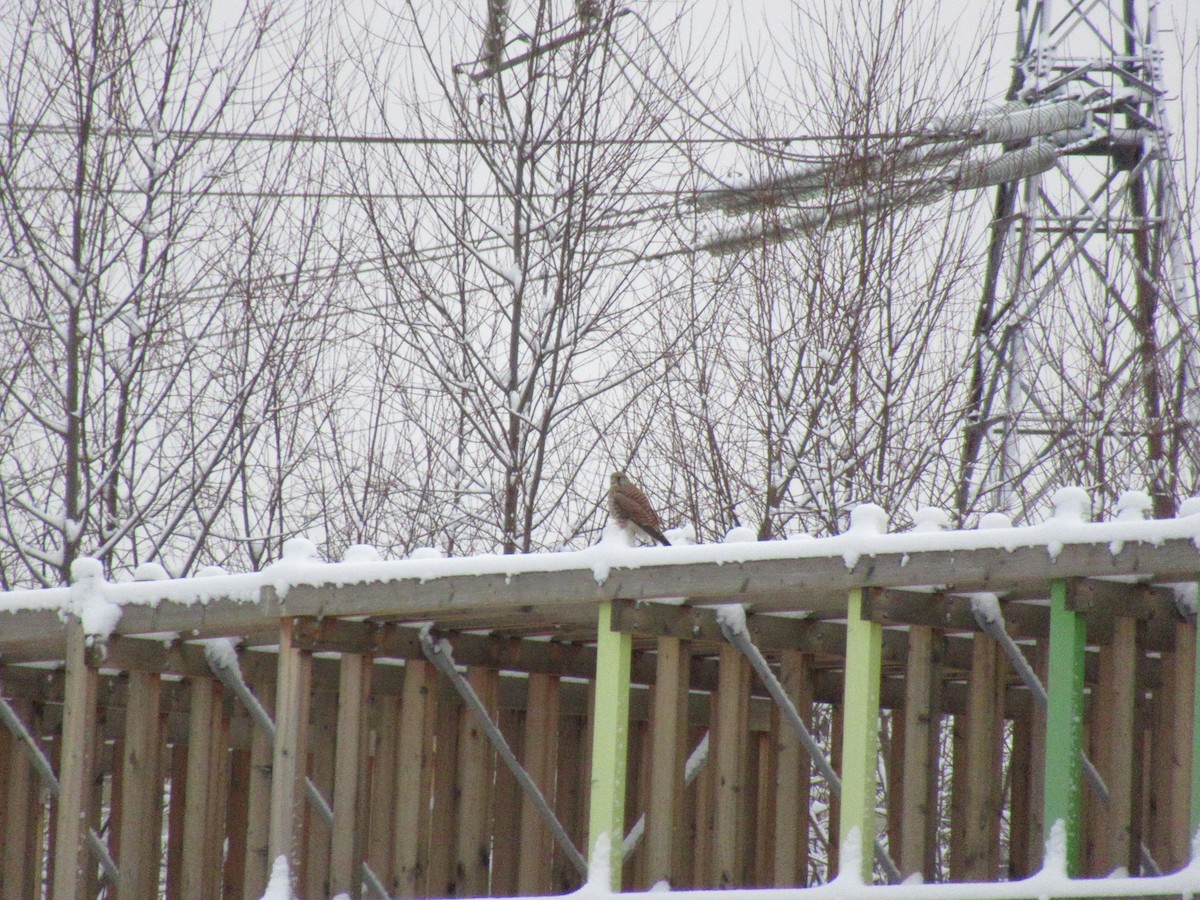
[1044,579,1086,875]
[267,618,312,891]
[839,589,883,882]
[51,618,98,900]
[588,601,632,889]
[270,537,1200,621]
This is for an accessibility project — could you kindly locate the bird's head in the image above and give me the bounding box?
[610,471,627,487]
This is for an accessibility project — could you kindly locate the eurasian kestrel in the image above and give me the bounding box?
[608,471,671,546]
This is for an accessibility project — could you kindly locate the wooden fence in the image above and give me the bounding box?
[1,506,1200,899]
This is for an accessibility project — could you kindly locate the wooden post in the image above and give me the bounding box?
[839,588,883,883]
[518,672,560,894]
[393,659,434,898]
[426,679,460,897]
[588,601,632,889]
[713,643,749,887]
[1044,578,1086,875]
[267,618,313,890]
[646,637,689,888]
[52,617,98,900]
[773,649,812,886]
[117,672,163,900]
[899,626,940,881]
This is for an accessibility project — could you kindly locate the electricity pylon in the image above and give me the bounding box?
[955,0,1198,521]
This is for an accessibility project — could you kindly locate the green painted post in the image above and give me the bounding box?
[840,588,883,882]
[588,600,632,889]
[1043,578,1086,874]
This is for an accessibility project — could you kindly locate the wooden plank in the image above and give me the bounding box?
[51,618,98,900]
[839,588,883,882]
[773,649,813,886]
[330,653,370,897]
[166,740,187,900]
[454,667,499,896]
[1193,608,1200,841]
[224,745,252,896]
[948,710,969,880]
[388,657,436,897]
[2,696,36,898]
[646,637,689,888]
[552,713,588,893]
[962,634,1005,879]
[117,672,163,900]
[827,701,844,880]
[1097,617,1137,873]
[899,626,939,881]
[712,643,749,887]
[1009,704,1034,878]
[242,678,276,898]
[366,693,399,889]
[490,705,523,896]
[517,672,560,894]
[1166,619,1197,870]
[426,679,460,897]
[207,690,231,898]
[753,727,777,885]
[626,717,650,888]
[303,684,336,898]
[181,678,215,900]
[267,618,313,889]
[587,601,633,889]
[1044,579,1086,875]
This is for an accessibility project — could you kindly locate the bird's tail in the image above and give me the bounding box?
[644,525,671,547]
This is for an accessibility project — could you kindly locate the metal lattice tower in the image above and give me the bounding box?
[955,0,1199,521]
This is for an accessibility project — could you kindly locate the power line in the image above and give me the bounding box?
[0,120,937,147]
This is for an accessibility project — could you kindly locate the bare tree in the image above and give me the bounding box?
[333,0,686,554]
[0,0,334,585]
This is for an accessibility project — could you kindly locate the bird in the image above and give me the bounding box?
[608,471,671,546]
